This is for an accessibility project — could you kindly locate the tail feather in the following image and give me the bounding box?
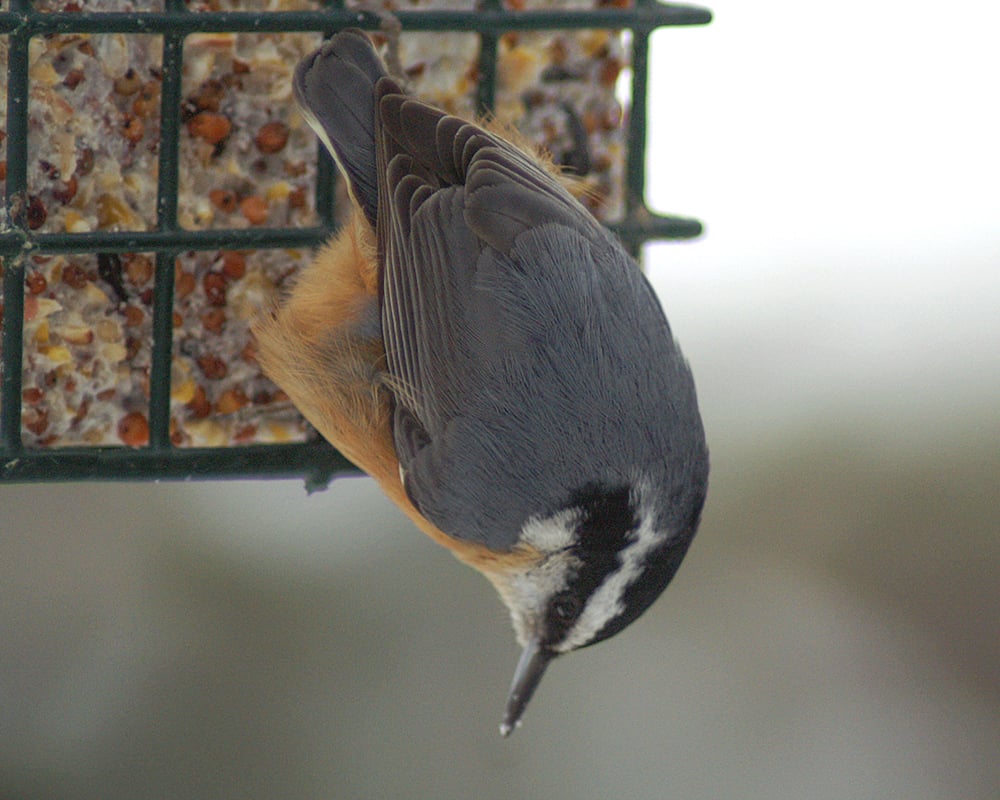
[293,29,389,226]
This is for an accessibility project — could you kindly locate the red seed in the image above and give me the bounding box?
[187,385,212,418]
[219,251,246,280]
[239,195,268,225]
[62,263,89,289]
[124,254,154,286]
[216,388,248,415]
[118,411,149,447]
[187,112,231,145]
[122,114,145,143]
[255,121,289,154]
[201,307,226,334]
[123,305,145,327]
[63,69,85,90]
[26,271,48,295]
[24,407,49,436]
[203,272,228,306]
[26,195,48,230]
[208,188,239,213]
[196,353,227,380]
[174,266,196,299]
[52,175,78,204]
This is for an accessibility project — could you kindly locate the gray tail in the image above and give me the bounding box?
[294,29,390,226]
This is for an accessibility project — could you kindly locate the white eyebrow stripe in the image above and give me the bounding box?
[556,485,666,652]
[519,508,580,552]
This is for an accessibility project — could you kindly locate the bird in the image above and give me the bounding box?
[254,28,709,737]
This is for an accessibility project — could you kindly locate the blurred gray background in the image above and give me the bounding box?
[2,1,998,798]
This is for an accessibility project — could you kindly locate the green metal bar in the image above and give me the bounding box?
[0,6,713,36]
[312,22,344,227]
[1,8,31,452]
[5,227,334,255]
[609,213,703,250]
[156,29,184,232]
[627,23,652,220]
[146,19,185,450]
[475,0,503,115]
[314,148,337,227]
[147,250,177,449]
[0,440,356,484]
[476,31,499,115]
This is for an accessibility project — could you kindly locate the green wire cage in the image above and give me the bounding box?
[0,0,710,488]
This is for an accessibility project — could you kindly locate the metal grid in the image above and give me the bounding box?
[0,0,711,486]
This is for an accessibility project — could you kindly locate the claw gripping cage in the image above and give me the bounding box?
[0,0,709,487]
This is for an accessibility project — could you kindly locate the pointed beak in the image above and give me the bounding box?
[500,639,553,737]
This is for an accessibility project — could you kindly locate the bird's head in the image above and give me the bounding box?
[482,477,707,736]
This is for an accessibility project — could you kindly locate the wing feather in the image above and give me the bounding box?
[372,73,691,549]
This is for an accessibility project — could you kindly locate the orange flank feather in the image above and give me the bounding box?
[253,209,538,575]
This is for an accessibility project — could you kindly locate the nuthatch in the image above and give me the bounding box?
[254,29,708,736]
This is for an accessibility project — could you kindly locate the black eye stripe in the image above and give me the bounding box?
[543,483,638,647]
[545,590,583,638]
[572,483,636,552]
[553,593,581,620]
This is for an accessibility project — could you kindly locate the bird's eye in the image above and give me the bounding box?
[552,592,581,623]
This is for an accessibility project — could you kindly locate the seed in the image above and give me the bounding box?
[219,251,246,279]
[239,195,268,225]
[72,397,91,425]
[255,121,289,154]
[186,384,211,419]
[61,326,94,345]
[598,57,623,88]
[132,81,160,118]
[26,271,48,295]
[24,407,50,437]
[26,195,48,230]
[234,424,258,443]
[124,254,154,286]
[122,114,145,143]
[76,147,95,176]
[118,411,149,447]
[208,188,239,213]
[201,307,226,334]
[203,272,228,306]
[174,265,196,299]
[114,68,143,96]
[216,388,248,415]
[288,186,307,209]
[96,194,139,228]
[96,319,119,342]
[62,262,89,289]
[196,353,227,380]
[63,69,85,90]
[52,175,78,204]
[187,112,231,145]
[240,340,258,364]
[123,305,145,327]
[187,79,226,114]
